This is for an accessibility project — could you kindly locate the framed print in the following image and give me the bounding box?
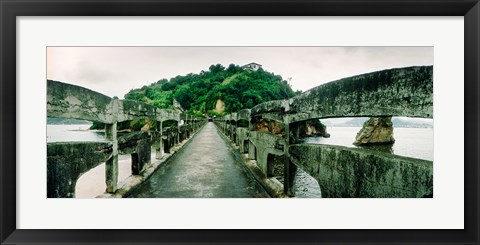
[1,0,479,244]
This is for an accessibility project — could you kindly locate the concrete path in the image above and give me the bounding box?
[128,122,269,198]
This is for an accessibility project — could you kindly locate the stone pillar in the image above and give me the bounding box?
[176,122,180,145]
[289,122,301,144]
[105,122,118,193]
[186,115,191,138]
[155,121,163,159]
[233,121,238,145]
[131,137,151,175]
[247,118,255,160]
[283,121,297,197]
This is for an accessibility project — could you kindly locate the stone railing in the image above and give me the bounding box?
[214,66,433,198]
[47,80,206,198]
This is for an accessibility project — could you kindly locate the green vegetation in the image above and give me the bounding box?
[91,64,299,131]
[124,64,300,116]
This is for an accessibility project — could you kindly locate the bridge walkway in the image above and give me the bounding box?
[128,122,269,198]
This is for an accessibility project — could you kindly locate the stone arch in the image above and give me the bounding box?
[75,163,106,198]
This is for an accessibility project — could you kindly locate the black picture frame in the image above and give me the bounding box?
[1,0,479,244]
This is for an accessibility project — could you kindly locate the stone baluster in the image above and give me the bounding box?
[155,121,163,159]
[283,120,297,197]
[105,122,118,193]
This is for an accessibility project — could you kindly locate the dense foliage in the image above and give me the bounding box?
[124,64,299,116]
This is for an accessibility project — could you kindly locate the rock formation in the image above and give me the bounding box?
[255,119,284,136]
[353,117,395,145]
[254,118,330,138]
[298,119,330,138]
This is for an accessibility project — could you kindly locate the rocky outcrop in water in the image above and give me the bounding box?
[298,119,330,138]
[254,118,330,138]
[353,117,394,145]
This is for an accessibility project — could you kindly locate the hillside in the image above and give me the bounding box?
[124,64,299,116]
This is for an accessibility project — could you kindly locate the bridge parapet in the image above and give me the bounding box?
[47,142,113,198]
[47,80,206,198]
[47,80,114,123]
[287,66,433,123]
[289,144,433,197]
[217,66,434,198]
[237,109,251,121]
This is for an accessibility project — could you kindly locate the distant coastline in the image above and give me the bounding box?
[322,117,433,128]
[47,117,91,125]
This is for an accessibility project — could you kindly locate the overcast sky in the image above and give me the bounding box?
[47,47,433,99]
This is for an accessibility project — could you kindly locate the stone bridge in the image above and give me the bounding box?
[214,66,433,197]
[47,65,433,198]
[47,80,206,198]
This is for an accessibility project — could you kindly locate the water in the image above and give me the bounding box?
[302,127,433,161]
[47,124,106,142]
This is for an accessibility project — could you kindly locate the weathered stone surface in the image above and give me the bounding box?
[156,108,180,122]
[131,138,152,175]
[47,80,182,125]
[354,117,394,145]
[251,99,288,116]
[118,99,157,122]
[247,66,433,123]
[237,109,251,121]
[288,66,433,122]
[47,80,113,123]
[118,131,151,154]
[289,144,433,198]
[249,131,286,174]
[47,142,113,198]
[236,127,250,153]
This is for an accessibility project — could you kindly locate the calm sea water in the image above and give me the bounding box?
[302,126,433,161]
[47,124,106,142]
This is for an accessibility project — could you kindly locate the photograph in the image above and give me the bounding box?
[2,0,478,242]
[46,46,433,199]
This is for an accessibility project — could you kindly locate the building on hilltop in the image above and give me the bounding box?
[241,62,262,71]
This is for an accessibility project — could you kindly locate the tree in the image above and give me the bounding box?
[123,63,296,115]
[209,64,225,74]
